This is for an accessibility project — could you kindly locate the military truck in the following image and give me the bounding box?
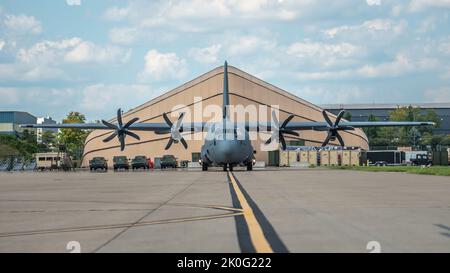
[89,157,108,171]
[160,155,177,169]
[131,155,149,170]
[113,156,129,171]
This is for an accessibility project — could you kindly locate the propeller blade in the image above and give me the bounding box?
[337,126,355,131]
[124,130,140,141]
[271,110,279,127]
[165,138,174,150]
[124,117,139,129]
[180,138,188,149]
[282,129,299,136]
[322,110,333,127]
[162,113,173,127]
[103,131,117,142]
[118,134,125,151]
[336,133,345,147]
[280,134,286,150]
[281,114,295,129]
[155,130,171,135]
[175,112,184,129]
[335,110,345,125]
[322,132,333,147]
[102,120,117,130]
[117,108,123,127]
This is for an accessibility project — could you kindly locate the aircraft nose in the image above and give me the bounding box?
[215,140,239,164]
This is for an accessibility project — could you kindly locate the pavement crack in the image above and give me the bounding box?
[92,179,198,253]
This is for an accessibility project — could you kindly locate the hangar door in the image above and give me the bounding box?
[268,151,279,166]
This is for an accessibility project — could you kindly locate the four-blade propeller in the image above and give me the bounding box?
[315,110,354,147]
[102,108,140,151]
[162,112,188,150]
[265,110,299,150]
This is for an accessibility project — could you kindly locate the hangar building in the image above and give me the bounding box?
[81,65,369,167]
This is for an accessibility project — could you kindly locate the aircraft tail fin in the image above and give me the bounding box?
[223,61,230,119]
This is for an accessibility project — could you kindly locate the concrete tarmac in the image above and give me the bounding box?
[0,168,449,252]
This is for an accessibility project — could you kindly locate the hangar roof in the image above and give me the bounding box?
[322,103,450,110]
[122,65,325,118]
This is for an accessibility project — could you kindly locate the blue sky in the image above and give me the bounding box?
[0,0,449,121]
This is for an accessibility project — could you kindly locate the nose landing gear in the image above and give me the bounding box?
[223,164,233,171]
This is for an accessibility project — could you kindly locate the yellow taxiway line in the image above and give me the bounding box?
[227,171,273,253]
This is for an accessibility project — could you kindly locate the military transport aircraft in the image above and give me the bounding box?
[22,62,435,171]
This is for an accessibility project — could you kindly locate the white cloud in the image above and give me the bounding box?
[287,41,359,58]
[109,27,140,45]
[424,87,450,102]
[80,84,153,111]
[0,84,156,120]
[228,35,276,56]
[0,38,131,82]
[287,40,362,68]
[65,41,131,64]
[292,54,439,80]
[138,49,188,81]
[103,6,130,21]
[102,0,313,35]
[0,39,5,51]
[323,19,406,39]
[17,38,131,64]
[188,44,222,64]
[0,63,65,82]
[3,14,42,34]
[409,0,450,12]
[297,86,365,104]
[357,54,437,78]
[366,0,381,6]
[0,87,19,104]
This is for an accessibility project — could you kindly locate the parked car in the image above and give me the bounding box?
[89,157,108,171]
[131,155,149,170]
[411,154,432,166]
[160,155,177,169]
[113,156,129,171]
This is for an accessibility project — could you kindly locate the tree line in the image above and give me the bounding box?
[0,112,90,160]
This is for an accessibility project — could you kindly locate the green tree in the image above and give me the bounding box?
[37,131,57,152]
[343,112,352,121]
[57,112,90,160]
[0,130,39,158]
[366,106,441,148]
[364,113,379,141]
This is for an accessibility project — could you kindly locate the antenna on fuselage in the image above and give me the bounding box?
[223,61,230,119]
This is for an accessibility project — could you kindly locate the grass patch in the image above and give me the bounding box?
[328,165,450,176]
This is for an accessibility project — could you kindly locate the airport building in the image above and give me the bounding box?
[36,117,58,143]
[323,103,450,135]
[81,65,369,167]
[0,111,37,135]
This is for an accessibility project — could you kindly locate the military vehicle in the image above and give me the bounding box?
[161,155,177,169]
[131,155,149,170]
[89,157,108,171]
[113,156,129,171]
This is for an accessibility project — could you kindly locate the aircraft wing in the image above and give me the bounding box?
[20,122,208,132]
[244,121,435,131]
